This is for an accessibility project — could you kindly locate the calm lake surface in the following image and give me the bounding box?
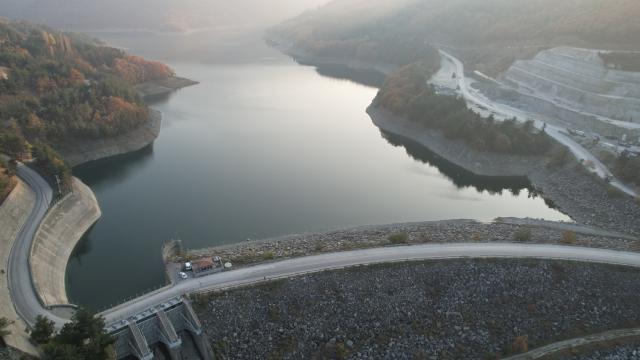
[67,47,570,310]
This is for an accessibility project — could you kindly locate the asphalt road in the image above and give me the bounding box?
[438,50,637,197]
[8,164,67,327]
[100,242,640,325]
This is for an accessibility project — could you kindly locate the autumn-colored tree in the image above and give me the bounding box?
[511,336,529,353]
[68,68,85,87]
[113,56,174,84]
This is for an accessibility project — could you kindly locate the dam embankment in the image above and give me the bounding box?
[30,177,101,307]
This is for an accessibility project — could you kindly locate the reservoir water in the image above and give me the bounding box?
[67,44,570,310]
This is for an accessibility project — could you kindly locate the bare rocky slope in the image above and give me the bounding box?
[501,47,640,124]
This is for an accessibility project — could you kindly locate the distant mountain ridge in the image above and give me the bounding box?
[271,0,640,75]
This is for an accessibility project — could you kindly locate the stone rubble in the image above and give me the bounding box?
[194,259,640,359]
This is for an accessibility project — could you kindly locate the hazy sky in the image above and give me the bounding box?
[0,0,334,62]
[0,0,332,31]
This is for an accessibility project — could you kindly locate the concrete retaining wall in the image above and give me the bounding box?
[30,177,101,307]
[0,180,39,355]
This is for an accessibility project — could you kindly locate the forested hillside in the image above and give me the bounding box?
[0,20,174,194]
[271,0,640,74]
[375,62,553,156]
[0,158,15,203]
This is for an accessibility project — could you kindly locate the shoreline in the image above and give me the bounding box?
[58,109,162,168]
[136,76,199,99]
[26,76,197,310]
[367,106,537,177]
[182,218,638,271]
[266,37,397,77]
[58,76,197,168]
[367,105,640,235]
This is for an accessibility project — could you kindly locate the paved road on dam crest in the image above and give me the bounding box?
[100,242,640,324]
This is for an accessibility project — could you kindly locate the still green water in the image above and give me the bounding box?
[67,56,569,310]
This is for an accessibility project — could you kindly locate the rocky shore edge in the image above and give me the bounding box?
[59,75,197,167]
[136,76,199,99]
[266,37,397,77]
[183,218,638,270]
[367,106,640,235]
[58,109,161,168]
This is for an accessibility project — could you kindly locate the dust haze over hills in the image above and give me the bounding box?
[272,0,640,74]
[0,0,330,32]
[0,0,332,61]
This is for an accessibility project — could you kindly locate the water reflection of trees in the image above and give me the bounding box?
[69,226,95,261]
[313,64,385,88]
[381,130,541,197]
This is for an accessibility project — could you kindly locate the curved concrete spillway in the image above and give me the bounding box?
[30,178,101,307]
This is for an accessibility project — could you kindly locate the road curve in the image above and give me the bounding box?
[101,243,640,325]
[438,50,637,197]
[505,327,640,359]
[9,164,67,327]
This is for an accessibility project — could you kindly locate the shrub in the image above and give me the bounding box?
[561,230,578,245]
[388,232,409,244]
[30,315,54,344]
[0,317,11,339]
[267,304,280,322]
[547,147,571,168]
[511,335,529,353]
[513,227,532,242]
[41,308,113,359]
[263,251,275,261]
[606,185,625,199]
